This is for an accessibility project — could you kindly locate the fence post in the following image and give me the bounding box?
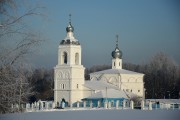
[46,102,49,109]
[52,102,55,109]
[141,100,144,110]
[116,100,119,109]
[108,102,111,109]
[123,100,126,109]
[77,101,79,108]
[31,103,34,111]
[90,101,93,108]
[83,101,86,108]
[11,104,13,109]
[97,101,100,108]
[130,100,134,109]
[104,101,108,109]
[148,101,152,110]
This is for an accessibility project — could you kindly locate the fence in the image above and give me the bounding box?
[11,100,180,112]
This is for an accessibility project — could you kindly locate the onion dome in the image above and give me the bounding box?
[111,35,122,59]
[66,22,74,32]
[111,47,122,59]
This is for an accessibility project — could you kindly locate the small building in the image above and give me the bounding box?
[82,89,136,107]
[146,99,180,109]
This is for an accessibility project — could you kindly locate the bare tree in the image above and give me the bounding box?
[144,52,179,99]
[29,68,54,102]
[0,0,45,113]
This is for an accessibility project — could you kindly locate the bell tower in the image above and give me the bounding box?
[54,15,85,107]
[111,35,123,69]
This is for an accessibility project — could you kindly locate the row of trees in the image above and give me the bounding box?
[143,53,180,99]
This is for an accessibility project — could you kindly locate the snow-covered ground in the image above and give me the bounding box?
[1,109,180,120]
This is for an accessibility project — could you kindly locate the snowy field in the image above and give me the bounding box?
[1,109,180,120]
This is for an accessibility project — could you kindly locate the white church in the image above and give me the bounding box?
[54,16,145,107]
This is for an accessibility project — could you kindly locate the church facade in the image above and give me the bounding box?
[54,17,144,107]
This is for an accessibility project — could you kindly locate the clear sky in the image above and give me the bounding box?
[28,0,180,68]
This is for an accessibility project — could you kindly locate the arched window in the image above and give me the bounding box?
[62,84,65,89]
[63,52,67,64]
[75,53,79,65]
[114,62,115,66]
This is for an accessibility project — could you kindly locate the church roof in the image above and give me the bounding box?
[90,69,144,75]
[84,80,118,90]
[84,89,136,99]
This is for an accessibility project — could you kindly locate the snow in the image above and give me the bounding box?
[84,81,118,90]
[90,69,144,75]
[1,109,179,120]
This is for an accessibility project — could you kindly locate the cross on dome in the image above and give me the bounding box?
[66,14,74,33]
[69,14,71,23]
[116,34,119,48]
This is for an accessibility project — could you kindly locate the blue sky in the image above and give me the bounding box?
[28,0,180,68]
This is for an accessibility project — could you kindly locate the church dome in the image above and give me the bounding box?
[66,23,74,32]
[111,47,122,59]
